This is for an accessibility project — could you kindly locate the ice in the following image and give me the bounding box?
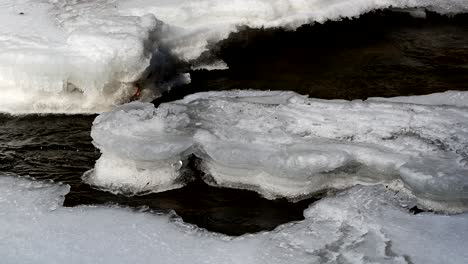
[85,101,193,193]
[369,90,468,108]
[296,185,468,264]
[88,90,468,212]
[119,0,468,60]
[1,0,467,114]
[0,0,160,114]
[1,175,467,263]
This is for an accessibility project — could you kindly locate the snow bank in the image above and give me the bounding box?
[1,175,467,263]
[88,90,468,212]
[1,0,467,114]
[0,0,160,113]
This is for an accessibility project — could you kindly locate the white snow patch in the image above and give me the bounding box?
[1,175,467,263]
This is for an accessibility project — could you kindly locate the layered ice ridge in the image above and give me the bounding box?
[2,175,468,263]
[0,0,162,113]
[88,90,468,212]
[1,0,468,113]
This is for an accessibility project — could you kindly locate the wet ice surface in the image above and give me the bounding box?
[1,175,467,264]
[89,90,468,212]
[1,0,468,113]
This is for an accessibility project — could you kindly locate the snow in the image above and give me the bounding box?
[1,0,467,261]
[88,90,468,213]
[1,0,467,114]
[0,0,159,114]
[1,175,467,264]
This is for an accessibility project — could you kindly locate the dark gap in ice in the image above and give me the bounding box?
[65,82,83,94]
[65,155,323,236]
[136,39,190,99]
[409,206,433,215]
[154,9,468,106]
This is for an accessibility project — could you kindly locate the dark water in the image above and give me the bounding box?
[2,9,468,236]
[159,10,468,103]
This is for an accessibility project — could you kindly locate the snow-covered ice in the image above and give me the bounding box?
[1,0,467,113]
[87,90,468,213]
[1,175,467,264]
[0,0,160,113]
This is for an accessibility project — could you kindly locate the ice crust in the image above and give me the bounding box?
[1,0,468,113]
[369,90,468,107]
[88,90,468,212]
[1,175,467,264]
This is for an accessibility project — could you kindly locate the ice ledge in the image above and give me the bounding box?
[87,90,468,213]
[1,0,468,114]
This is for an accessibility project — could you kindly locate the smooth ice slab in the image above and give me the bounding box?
[88,90,468,212]
[1,0,467,113]
[1,175,468,263]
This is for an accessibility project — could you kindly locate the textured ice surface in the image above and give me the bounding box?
[1,175,467,263]
[1,0,467,113]
[0,0,159,113]
[89,90,468,212]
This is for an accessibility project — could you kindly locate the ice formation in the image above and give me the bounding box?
[369,90,468,108]
[87,90,468,212]
[1,0,467,113]
[1,175,467,263]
